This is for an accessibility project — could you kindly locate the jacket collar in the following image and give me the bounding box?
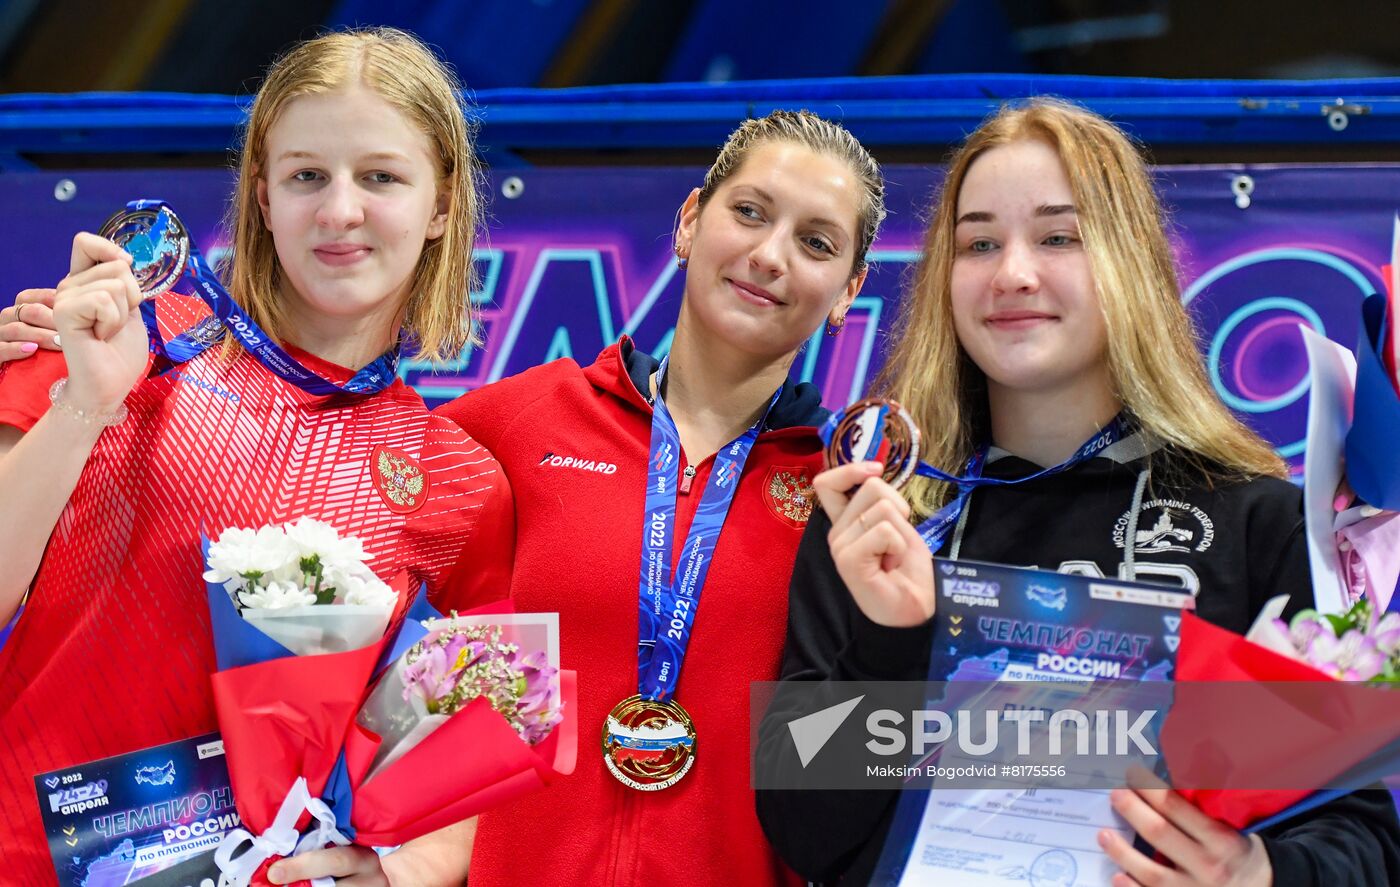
[582,336,830,431]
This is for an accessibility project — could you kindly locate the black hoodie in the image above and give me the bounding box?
[756,434,1400,886]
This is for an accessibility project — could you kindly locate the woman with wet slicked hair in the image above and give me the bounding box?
[437,108,887,886]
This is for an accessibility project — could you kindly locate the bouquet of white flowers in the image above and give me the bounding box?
[202,518,408,885]
[203,517,397,655]
[200,521,575,880]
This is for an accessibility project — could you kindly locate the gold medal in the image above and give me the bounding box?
[602,695,696,790]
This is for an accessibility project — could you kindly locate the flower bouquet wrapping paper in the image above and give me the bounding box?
[1162,597,1400,831]
[336,609,578,846]
[201,519,576,885]
[1347,237,1400,514]
[1303,241,1400,616]
[202,520,408,886]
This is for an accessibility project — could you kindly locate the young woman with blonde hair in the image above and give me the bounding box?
[0,28,503,884]
[758,98,1400,885]
[0,103,890,884]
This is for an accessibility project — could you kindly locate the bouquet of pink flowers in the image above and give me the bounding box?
[1273,598,1400,682]
[1162,598,1400,831]
[1336,240,1400,605]
[1300,284,1399,616]
[358,613,564,778]
[338,609,575,846]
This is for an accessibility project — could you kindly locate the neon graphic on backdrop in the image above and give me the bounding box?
[394,237,1385,469]
[399,244,923,409]
[1183,245,1380,461]
[7,168,1394,470]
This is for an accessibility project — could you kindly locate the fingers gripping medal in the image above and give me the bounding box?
[603,695,697,791]
[823,397,921,490]
[824,397,1132,552]
[97,205,190,299]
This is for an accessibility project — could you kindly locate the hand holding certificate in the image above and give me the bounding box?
[1097,776,1273,887]
[874,560,1189,887]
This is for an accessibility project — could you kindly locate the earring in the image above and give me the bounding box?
[825,315,845,337]
[674,243,688,270]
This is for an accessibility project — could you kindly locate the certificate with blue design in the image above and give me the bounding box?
[874,560,1190,887]
[36,733,235,887]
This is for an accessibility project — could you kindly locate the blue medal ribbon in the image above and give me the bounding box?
[819,409,1130,552]
[637,358,780,703]
[914,414,1129,551]
[124,199,399,396]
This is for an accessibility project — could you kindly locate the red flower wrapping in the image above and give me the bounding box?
[1163,610,1400,829]
[342,668,578,846]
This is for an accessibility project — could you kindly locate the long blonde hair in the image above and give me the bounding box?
[225,27,482,362]
[876,97,1285,519]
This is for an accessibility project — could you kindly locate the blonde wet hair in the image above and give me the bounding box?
[225,26,482,362]
[698,109,886,276]
[876,97,1285,519]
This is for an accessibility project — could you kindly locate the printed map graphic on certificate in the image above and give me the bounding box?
[875,560,1192,887]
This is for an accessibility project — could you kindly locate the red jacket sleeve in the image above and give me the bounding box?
[0,350,65,432]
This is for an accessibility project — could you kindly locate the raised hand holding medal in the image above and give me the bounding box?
[817,398,941,627]
[47,231,151,423]
[94,199,399,396]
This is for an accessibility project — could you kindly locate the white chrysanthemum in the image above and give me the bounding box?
[337,572,397,610]
[203,526,298,585]
[285,516,371,572]
[238,579,317,610]
[252,526,303,582]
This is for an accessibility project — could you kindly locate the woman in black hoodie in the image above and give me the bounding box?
[756,98,1400,887]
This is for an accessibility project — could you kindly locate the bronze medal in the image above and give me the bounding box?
[823,397,922,490]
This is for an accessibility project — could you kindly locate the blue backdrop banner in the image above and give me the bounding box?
[3,163,1398,476]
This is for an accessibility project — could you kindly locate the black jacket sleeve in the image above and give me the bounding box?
[1258,787,1400,886]
[753,508,932,884]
